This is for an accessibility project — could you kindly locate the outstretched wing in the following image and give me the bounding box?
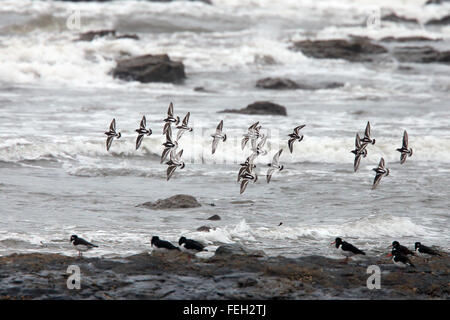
[266,168,275,183]
[249,121,259,131]
[176,129,185,141]
[258,136,267,149]
[140,116,146,129]
[241,137,249,150]
[364,121,371,139]
[168,102,174,117]
[212,137,220,154]
[216,120,223,133]
[182,112,190,126]
[176,149,184,161]
[163,122,171,135]
[136,134,144,150]
[240,180,249,194]
[354,154,362,172]
[379,157,385,169]
[166,165,177,181]
[110,118,116,132]
[272,149,283,165]
[106,136,114,151]
[294,124,306,135]
[165,128,173,144]
[161,147,171,164]
[400,152,407,165]
[288,138,295,153]
[402,130,408,148]
[372,173,383,190]
[355,133,361,149]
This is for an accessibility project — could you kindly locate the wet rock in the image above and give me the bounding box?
[380,36,440,42]
[425,15,450,26]
[254,54,277,65]
[393,46,450,64]
[214,244,266,258]
[425,0,450,4]
[219,101,287,116]
[196,226,213,232]
[139,194,201,210]
[290,38,387,62]
[381,13,419,24]
[207,214,221,221]
[76,29,139,42]
[256,77,344,90]
[112,54,186,83]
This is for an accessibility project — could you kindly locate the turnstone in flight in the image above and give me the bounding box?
[211,120,227,154]
[104,118,121,151]
[135,115,152,150]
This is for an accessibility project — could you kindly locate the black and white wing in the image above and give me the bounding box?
[241,136,249,150]
[266,168,276,183]
[140,116,146,129]
[109,118,116,132]
[258,135,267,149]
[294,124,306,136]
[216,120,223,134]
[161,148,171,164]
[272,149,283,166]
[136,134,144,150]
[106,136,114,151]
[182,112,190,126]
[354,153,362,172]
[163,122,171,135]
[288,138,295,153]
[168,102,174,117]
[378,157,385,170]
[212,137,220,154]
[400,152,407,165]
[364,121,371,139]
[240,179,249,194]
[355,133,362,149]
[166,165,177,181]
[402,130,408,149]
[372,173,383,190]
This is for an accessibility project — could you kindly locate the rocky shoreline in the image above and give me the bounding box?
[1,245,448,300]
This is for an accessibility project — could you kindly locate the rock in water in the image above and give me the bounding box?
[214,244,265,258]
[112,54,186,83]
[290,38,387,62]
[207,214,221,221]
[256,77,344,90]
[139,194,201,209]
[219,101,287,116]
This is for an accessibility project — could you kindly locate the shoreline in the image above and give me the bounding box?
[0,245,448,300]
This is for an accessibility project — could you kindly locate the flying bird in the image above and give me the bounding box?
[211,120,227,154]
[372,157,390,190]
[104,118,121,151]
[396,130,413,164]
[161,126,178,164]
[267,149,284,183]
[163,102,180,134]
[288,125,305,153]
[176,112,193,141]
[135,116,152,150]
[351,133,368,172]
[166,149,185,181]
[361,121,375,146]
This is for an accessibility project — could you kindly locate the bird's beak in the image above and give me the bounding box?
[386,253,392,257]
[387,245,393,248]
[330,241,336,245]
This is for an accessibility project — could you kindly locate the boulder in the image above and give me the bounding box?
[207,214,221,221]
[256,77,344,90]
[112,54,186,83]
[197,226,213,232]
[393,46,450,64]
[425,15,450,26]
[219,101,287,116]
[290,38,387,62]
[214,244,265,258]
[380,36,439,42]
[139,194,201,210]
[381,13,419,24]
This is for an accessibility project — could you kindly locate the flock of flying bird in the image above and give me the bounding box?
[104,103,414,193]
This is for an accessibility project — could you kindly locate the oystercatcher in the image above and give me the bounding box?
[331,237,365,263]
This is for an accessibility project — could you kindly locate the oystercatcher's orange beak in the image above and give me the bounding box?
[387,245,393,248]
[330,241,336,245]
[386,253,392,257]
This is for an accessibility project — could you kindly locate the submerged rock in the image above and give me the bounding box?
[207,214,221,221]
[76,29,139,42]
[112,54,186,83]
[219,101,287,116]
[425,15,450,26]
[290,38,387,62]
[139,194,201,210]
[256,77,344,90]
[382,13,419,24]
[214,244,265,258]
[393,46,450,64]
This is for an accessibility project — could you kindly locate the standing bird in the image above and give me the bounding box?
[161,126,178,164]
[176,112,193,141]
[331,237,366,263]
[151,236,180,251]
[211,120,227,154]
[388,241,415,256]
[178,237,207,252]
[70,235,98,257]
[166,149,185,181]
[387,249,415,269]
[104,118,121,151]
[351,133,368,172]
[396,130,413,164]
[135,116,152,150]
[360,121,375,146]
[266,149,284,183]
[288,125,305,153]
[163,102,180,134]
[414,242,442,259]
[372,157,390,190]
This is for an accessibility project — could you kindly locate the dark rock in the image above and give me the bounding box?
[425,0,450,4]
[196,226,213,232]
[238,277,258,288]
[290,38,387,62]
[380,36,439,42]
[112,54,186,83]
[207,214,221,221]
[139,194,201,210]
[393,46,450,64]
[256,77,344,90]
[425,15,450,26]
[382,13,419,24]
[214,244,265,258]
[77,30,139,42]
[219,101,287,116]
